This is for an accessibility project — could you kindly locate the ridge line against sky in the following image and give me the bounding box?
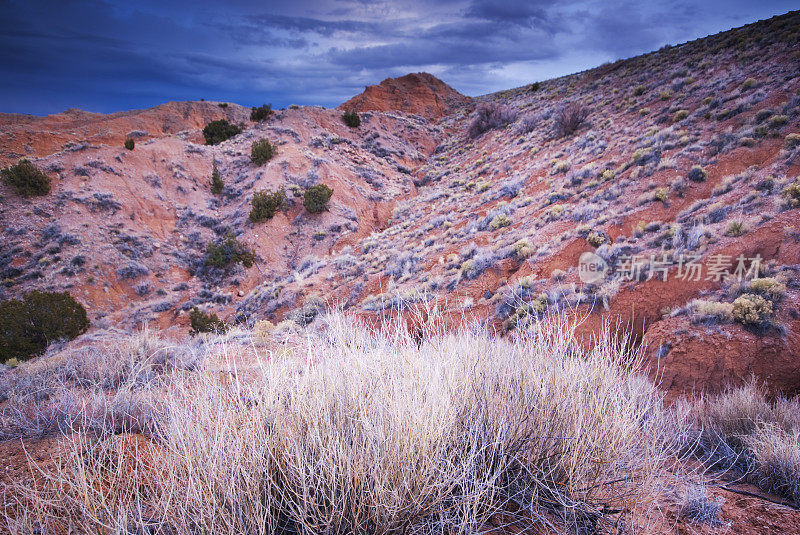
[0,0,796,116]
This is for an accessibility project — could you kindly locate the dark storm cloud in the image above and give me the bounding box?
[0,0,797,115]
[464,0,557,28]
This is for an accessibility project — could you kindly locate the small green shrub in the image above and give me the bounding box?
[202,119,242,145]
[249,188,286,222]
[124,137,135,150]
[687,165,707,182]
[304,184,334,214]
[741,78,757,90]
[0,291,90,363]
[732,293,773,327]
[218,102,229,108]
[1,159,51,197]
[210,160,224,194]
[725,221,745,236]
[634,85,646,96]
[250,104,273,122]
[342,110,361,128]
[251,139,275,166]
[189,307,228,335]
[204,233,255,269]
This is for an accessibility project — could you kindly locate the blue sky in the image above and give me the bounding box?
[0,0,796,115]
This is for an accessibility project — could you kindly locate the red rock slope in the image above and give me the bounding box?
[339,72,470,120]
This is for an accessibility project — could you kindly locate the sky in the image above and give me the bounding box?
[0,0,796,115]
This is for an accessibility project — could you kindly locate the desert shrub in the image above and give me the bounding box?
[748,277,786,301]
[634,85,646,96]
[0,291,89,363]
[687,165,707,182]
[204,233,255,269]
[468,102,518,138]
[782,178,800,208]
[124,137,135,150]
[741,77,757,90]
[218,102,228,108]
[489,214,511,229]
[785,133,800,150]
[688,299,733,323]
[303,184,334,214]
[249,188,286,222]
[202,119,241,145]
[250,139,274,166]
[189,307,227,335]
[10,312,686,533]
[769,115,788,128]
[342,110,361,128]
[672,110,688,123]
[516,115,537,134]
[732,293,773,327]
[553,103,589,138]
[1,159,51,197]
[250,104,273,122]
[511,238,534,259]
[210,161,224,195]
[586,230,607,247]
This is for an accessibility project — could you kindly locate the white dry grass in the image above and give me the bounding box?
[4,312,688,534]
[692,381,800,504]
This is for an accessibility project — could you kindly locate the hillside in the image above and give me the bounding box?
[1,12,798,397]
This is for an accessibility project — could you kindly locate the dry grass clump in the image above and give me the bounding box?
[688,299,734,324]
[679,484,724,526]
[6,312,687,534]
[692,381,800,504]
[0,327,202,440]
